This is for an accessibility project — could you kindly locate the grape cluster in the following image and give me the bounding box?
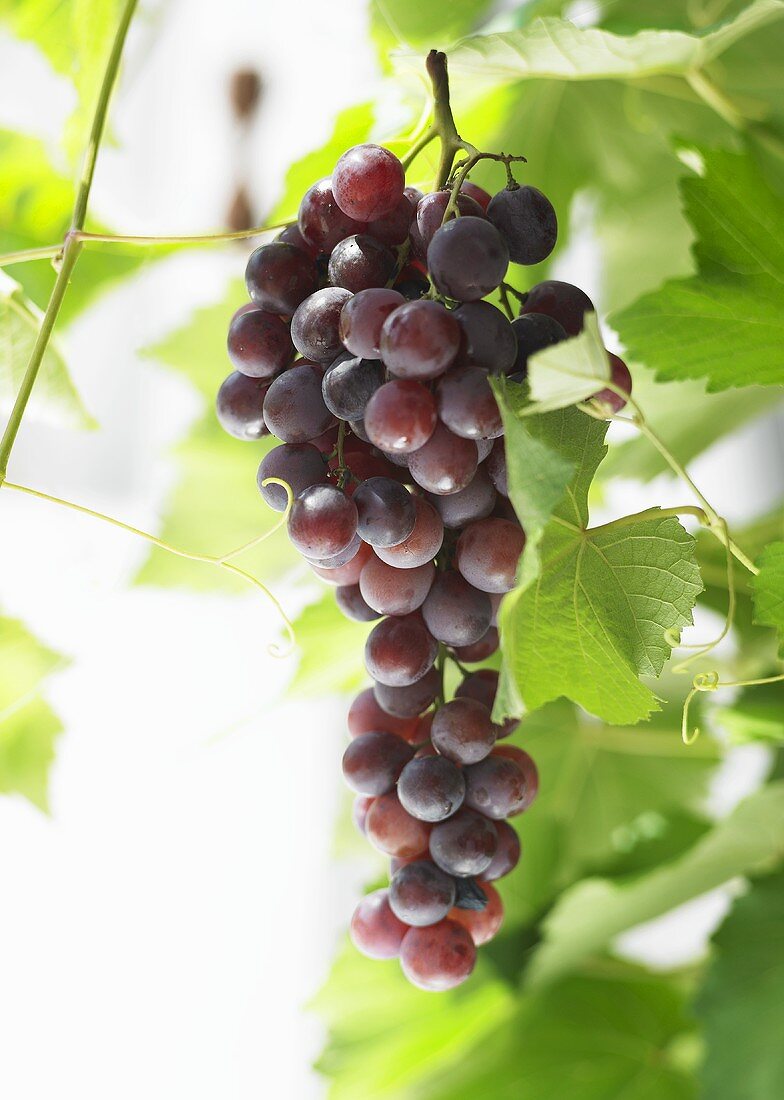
[217,140,631,991]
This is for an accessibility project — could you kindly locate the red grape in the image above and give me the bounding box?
[374,496,444,569]
[347,687,420,743]
[365,613,438,686]
[373,667,440,718]
[380,300,461,381]
[309,539,372,585]
[421,571,492,647]
[298,178,365,252]
[257,442,326,510]
[263,363,336,442]
[227,306,295,378]
[437,366,503,440]
[399,919,476,990]
[328,234,397,293]
[408,423,478,495]
[483,820,521,880]
[431,698,497,765]
[365,379,437,453]
[365,791,431,858]
[453,626,499,663]
[339,288,405,359]
[336,583,382,622]
[287,483,357,558]
[463,752,533,818]
[593,352,632,413]
[333,144,405,221]
[428,467,496,529]
[456,517,525,593]
[350,888,408,959]
[353,476,416,547]
[360,556,435,616]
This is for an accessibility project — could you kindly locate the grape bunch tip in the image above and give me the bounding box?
[217,50,631,991]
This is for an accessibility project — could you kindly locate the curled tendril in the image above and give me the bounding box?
[1,478,298,660]
[681,671,720,745]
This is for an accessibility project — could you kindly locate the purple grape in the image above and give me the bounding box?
[291,287,353,362]
[397,756,465,823]
[487,185,558,265]
[216,372,270,440]
[245,242,318,315]
[263,363,336,442]
[421,571,492,647]
[227,306,294,378]
[328,234,396,293]
[389,860,456,925]
[287,483,357,558]
[427,217,508,302]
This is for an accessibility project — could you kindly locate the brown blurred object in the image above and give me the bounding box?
[230,69,263,122]
[227,185,256,233]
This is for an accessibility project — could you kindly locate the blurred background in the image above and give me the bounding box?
[1,1,783,1098]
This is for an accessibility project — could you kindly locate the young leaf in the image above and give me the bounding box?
[0,273,96,430]
[0,613,66,810]
[491,385,581,586]
[528,781,784,987]
[752,541,784,651]
[612,147,784,390]
[695,871,784,1100]
[495,406,702,724]
[526,312,610,412]
[370,0,496,63]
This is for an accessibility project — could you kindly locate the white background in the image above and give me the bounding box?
[0,1,781,1097]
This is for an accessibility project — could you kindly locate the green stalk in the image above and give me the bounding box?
[0,0,139,482]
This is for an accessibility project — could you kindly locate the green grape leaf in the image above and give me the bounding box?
[492,390,595,589]
[528,781,784,987]
[0,274,96,429]
[612,146,784,390]
[437,2,784,85]
[0,613,66,810]
[317,943,697,1100]
[695,871,784,1100]
[527,312,611,412]
[496,408,702,724]
[492,700,720,936]
[752,541,784,652]
[714,683,784,745]
[288,589,370,698]
[0,0,125,158]
[136,283,291,590]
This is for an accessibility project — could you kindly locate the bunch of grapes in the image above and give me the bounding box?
[217,133,631,991]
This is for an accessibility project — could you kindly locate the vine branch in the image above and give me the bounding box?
[0,0,139,481]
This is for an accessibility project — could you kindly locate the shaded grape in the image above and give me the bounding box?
[350,888,408,959]
[354,477,416,547]
[389,861,456,926]
[360,556,435,616]
[263,363,336,442]
[339,288,405,359]
[216,372,270,440]
[373,667,441,718]
[483,820,521,881]
[511,313,567,375]
[464,752,533,819]
[291,287,353,362]
[408,423,478,496]
[421,571,492,647]
[428,217,508,302]
[397,756,465,822]
[430,808,498,877]
[328,234,397,293]
[487,185,557,265]
[227,307,295,377]
[427,467,496,529]
[399,919,476,991]
[380,300,461,380]
[298,178,365,253]
[336,583,382,622]
[520,280,594,336]
[245,242,318,315]
[365,791,431,858]
[431,698,497,765]
[322,354,384,420]
[454,300,517,374]
[342,730,414,796]
[449,881,503,945]
[347,687,420,743]
[365,379,438,454]
[437,366,503,440]
[374,497,444,569]
[365,613,438,686]
[257,442,326,510]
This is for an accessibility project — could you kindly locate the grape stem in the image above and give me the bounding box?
[0,0,139,481]
[0,479,296,656]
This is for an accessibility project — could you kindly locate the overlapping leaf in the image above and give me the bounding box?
[752,540,784,651]
[695,871,784,1100]
[613,147,784,390]
[0,273,95,429]
[0,612,66,810]
[529,781,784,987]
